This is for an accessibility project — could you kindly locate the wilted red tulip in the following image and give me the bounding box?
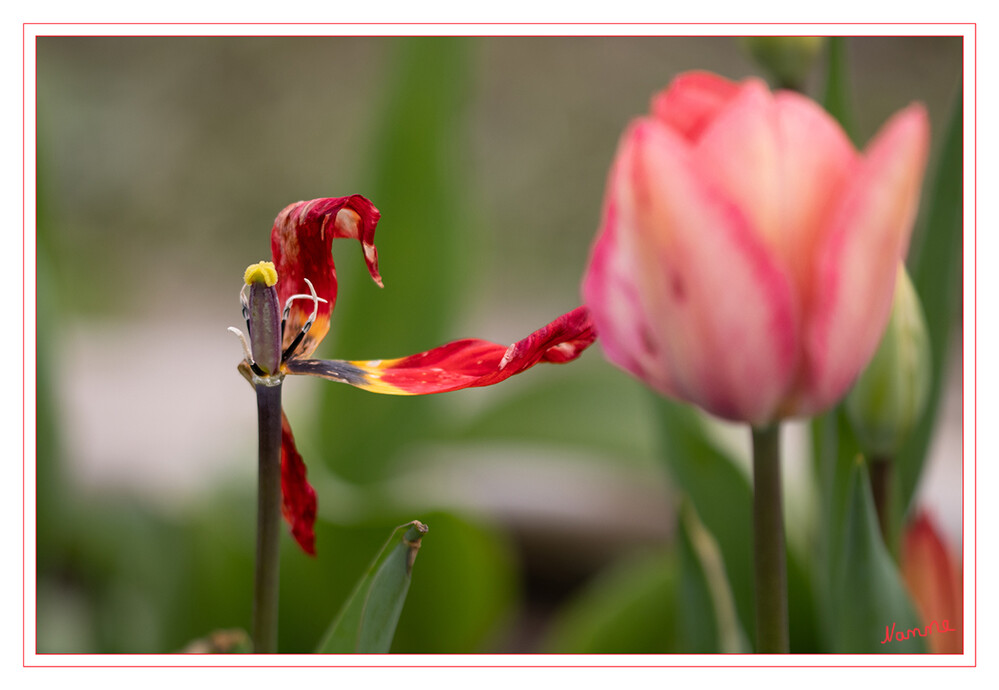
[582,71,929,425]
[901,512,963,653]
[234,195,595,553]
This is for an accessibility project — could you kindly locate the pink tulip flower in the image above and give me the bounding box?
[582,71,930,425]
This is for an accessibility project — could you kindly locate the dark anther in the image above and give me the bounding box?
[281,320,313,363]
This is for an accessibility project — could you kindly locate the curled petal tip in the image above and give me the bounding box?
[271,194,383,358]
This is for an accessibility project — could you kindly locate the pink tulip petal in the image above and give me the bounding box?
[695,84,857,306]
[650,71,741,142]
[583,195,671,392]
[771,91,858,302]
[802,104,929,414]
[270,195,383,359]
[693,79,783,255]
[585,119,797,424]
[280,412,317,555]
[285,306,596,395]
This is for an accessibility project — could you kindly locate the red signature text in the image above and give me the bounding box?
[881,620,957,645]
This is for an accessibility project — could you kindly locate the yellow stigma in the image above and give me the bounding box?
[244,261,278,287]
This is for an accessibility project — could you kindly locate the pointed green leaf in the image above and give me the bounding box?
[831,460,925,652]
[317,521,428,653]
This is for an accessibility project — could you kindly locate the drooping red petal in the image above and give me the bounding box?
[280,411,318,555]
[270,195,383,359]
[283,306,596,395]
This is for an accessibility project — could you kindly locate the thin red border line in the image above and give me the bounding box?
[19,21,979,25]
[23,32,975,669]
[21,657,978,667]
[22,32,975,669]
[22,20,27,672]
[19,664,977,669]
[24,36,973,41]
[23,29,975,668]
[24,33,971,37]
[969,19,976,666]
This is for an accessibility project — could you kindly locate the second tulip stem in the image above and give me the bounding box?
[870,454,894,546]
[751,424,789,653]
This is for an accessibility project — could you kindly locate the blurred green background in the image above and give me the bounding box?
[35,36,963,653]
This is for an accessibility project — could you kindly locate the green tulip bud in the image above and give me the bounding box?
[742,36,827,90]
[846,265,931,457]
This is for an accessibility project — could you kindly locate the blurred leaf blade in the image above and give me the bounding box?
[544,550,678,653]
[652,396,755,649]
[316,37,475,483]
[675,500,748,653]
[445,365,657,463]
[898,85,964,514]
[831,460,925,652]
[317,520,428,653]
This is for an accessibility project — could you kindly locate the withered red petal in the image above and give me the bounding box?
[280,411,317,555]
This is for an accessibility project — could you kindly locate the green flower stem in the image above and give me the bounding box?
[751,424,789,653]
[253,381,283,653]
[870,454,893,546]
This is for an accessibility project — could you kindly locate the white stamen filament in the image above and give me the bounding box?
[281,278,328,327]
[228,326,253,363]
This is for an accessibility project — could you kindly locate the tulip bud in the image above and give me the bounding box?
[742,37,827,90]
[846,265,931,456]
[244,261,282,376]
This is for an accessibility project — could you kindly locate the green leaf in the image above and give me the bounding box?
[317,521,428,653]
[651,396,755,649]
[544,550,678,653]
[675,501,749,653]
[830,459,925,652]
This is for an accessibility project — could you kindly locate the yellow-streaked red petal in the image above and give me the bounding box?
[284,306,596,395]
[270,195,382,358]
